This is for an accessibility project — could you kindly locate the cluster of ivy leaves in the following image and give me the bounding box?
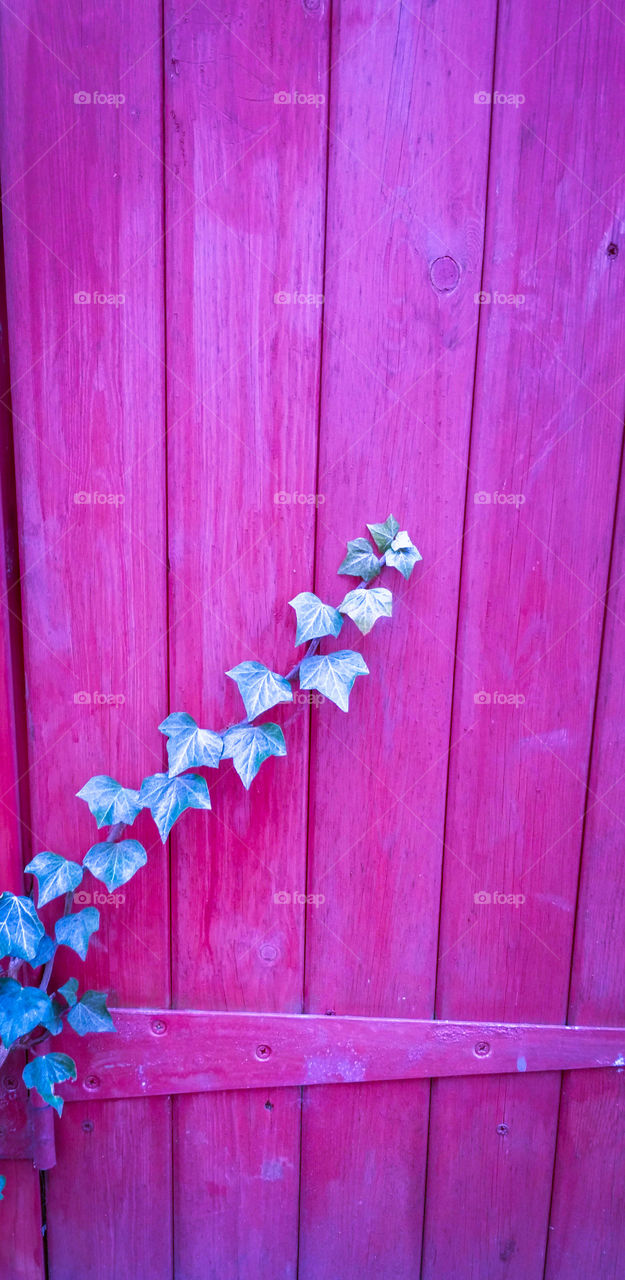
[0,517,420,1130]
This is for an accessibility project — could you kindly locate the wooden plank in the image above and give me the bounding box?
[47,1009,625,1099]
[422,2,625,1276]
[545,443,625,1270]
[0,4,171,1277]
[164,3,329,1275]
[0,208,44,1278]
[298,2,497,1276]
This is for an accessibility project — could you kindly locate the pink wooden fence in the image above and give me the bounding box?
[1,2,625,1277]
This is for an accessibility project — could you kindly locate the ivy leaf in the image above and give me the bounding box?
[41,997,64,1037]
[54,908,100,961]
[226,662,293,720]
[0,1174,5,1200]
[0,977,53,1048]
[29,934,56,968]
[288,593,343,646]
[159,712,223,777]
[299,650,369,712]
[367,514,400,553]
[0,893,44,962]
[83,839,147,892]
[58,977,78,1008]
[22,1053,77,1116]
[138,772,211,842]
[338,586,393,636]
[24,851,83,909]
[76,775,142,829]
[67,990,115,1037]
[221,723,286,790]
[338,537,382,583]
[386,530,422,580]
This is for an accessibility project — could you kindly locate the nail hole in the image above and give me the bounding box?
[496,1123,509,1136]
[607,242,618,257]
[265,1100,274,1111]
[82,1120,94,1133]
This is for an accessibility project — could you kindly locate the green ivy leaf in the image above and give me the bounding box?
[54,908,100,961]
[159,712,223,777]
[337,537,382,583]
[67,989,115,1037]
[41,997,64,1037]
[299,650,369,712]
[221,723,286,789]
[29,934,56,968]
[366,514,399,553]
[226,662,293,720]
[338,586,393,635]
[22,1053,77,1116]
[83,839,147,892]
[0,893,44,962]
[288,593,343,646]
[76,775,142,829]
[0,1174,5,1200]
[138,772,211,842]
[386,530,422,580]
[58,977,78,1008]
[0,978,53,1049]
[24,851,83,909]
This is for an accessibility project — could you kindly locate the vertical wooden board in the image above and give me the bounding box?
[0,5,171,1277]
[0,217,44,1280]
[545,445,625,1276]
[423,2,625,1276]
[164,4,328,1275]
[298,3,496,1275]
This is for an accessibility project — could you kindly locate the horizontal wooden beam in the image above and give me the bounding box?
[50,1009,625,1102]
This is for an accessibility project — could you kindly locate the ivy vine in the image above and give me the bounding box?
[0,516,421,1153]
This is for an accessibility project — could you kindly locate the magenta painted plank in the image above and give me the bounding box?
[545,449,625,1268]
[0,4,171,1277]
[422,2,625,1276]
[164,3,328,1275]
[298,2,496,1275]
[0,211,44,1278]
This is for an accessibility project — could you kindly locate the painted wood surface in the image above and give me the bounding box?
[0,210,44,1280]
[1,1,625,1277]
[164,3,328,1275]
[0,3,172,1277]
[422,1,625,1276]
[298,2,496,1275]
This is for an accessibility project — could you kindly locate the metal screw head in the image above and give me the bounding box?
[474,1041,491,1057]
[496,1123,509,1136]
[84,1074,100,1091]
[3,1075,18,1093]
[82,1120,94,1133]
[151,1019,167,1036]
[255,1044,272,1060]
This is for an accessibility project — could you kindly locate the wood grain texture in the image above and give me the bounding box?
[298,2,496,1276]
[545,404,625,1274]
[422,2,625,1276]
[0,205,44,1280]
[164,3,329,1274]
[0,3,171,1276]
